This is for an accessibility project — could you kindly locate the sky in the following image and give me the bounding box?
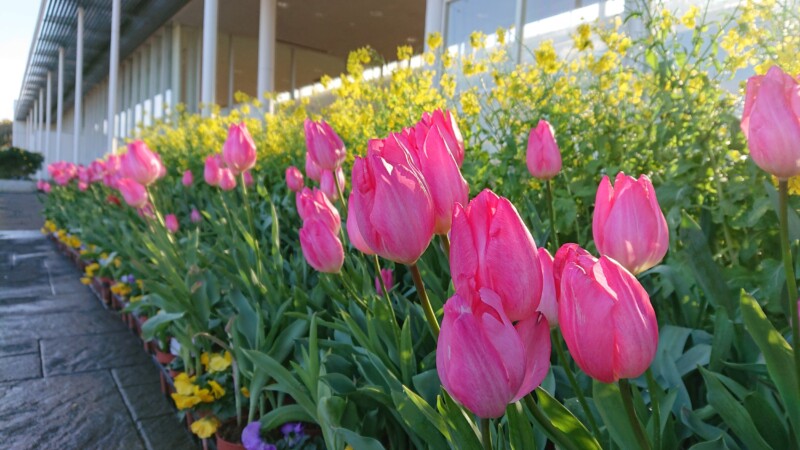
[0,1,41,122]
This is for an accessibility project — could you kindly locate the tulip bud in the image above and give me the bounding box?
[740,66,800,179]
[437,288,550,418]
[346,211,375,256]
[219,168,237,191]
[243,170,254,187]
[182,170,193,186]
[120,140,164,186]
[526,120,562,180]
[190,208,202,223]
[299,218,345,273]
[117,178,148,209]
[296,187,341,234]
[348,137,435,265]
[418,109,465,167]
[165,214,179,233]
[536,248,558,327]
[222,122,257,174]
[406,123,469,235]
[553,243,593,301]
[559,254,658,383]
[305,153,323,182]
[285,166,304,192]
[320,168,345,201]
[375,269,394,294]
[450,189,542,322]
[592,173,668,275]
[204,155,222,186]
[41,182,51,193]
[75,180,86,191]
[304,119,346,171]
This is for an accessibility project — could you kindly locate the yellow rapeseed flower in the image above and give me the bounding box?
[427,32,442,50]
[681,5,700,29]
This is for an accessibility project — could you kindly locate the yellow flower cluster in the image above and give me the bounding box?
[110,282,131,296]
[201,351,232,373]
[170,372,226,411]
[41,220,57,235]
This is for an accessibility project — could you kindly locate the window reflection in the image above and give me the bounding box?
[445,0,517,46]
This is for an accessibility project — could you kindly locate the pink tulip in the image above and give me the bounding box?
[406,123,469,235]
[593,173,668,275]
[346,211,375,256]
[243,170,254,187]
[559,253,658,383]
[320,168,346,201]
[375,269,394,294]
[299,217,345,273]
[437,287,550,418]
[348,136,435,265]
[536,248,558,327]
[450,189,542,322]
[553,243,593,301]
[182,170,193,186]
[285,166,304,192]
[740,66,800,179]
[89,160,106,182]
[526,120,562,180]
[190,208,202,223]
[305,153,323,182]
[222,122,257,174]
[296,187,340,234]
[418,109,465,167]
[165,214,179,233]
[120,140,164,186]
[78,180,88,191]
[219,168,237,191]
[41,182,51,193]
[204,155,222,186]
[304,119,346,171]
[117,178,148,208]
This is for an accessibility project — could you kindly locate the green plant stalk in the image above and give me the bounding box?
[480,417,493,450]
[645,368,661,450]
[409,263,440,337]
[440,234,451,258]
[618,378,652,450]
[545,179,559,248]
[240,173,257,237]
[552,330,600,436]
[778,180,800,385]
[373,255,400,334]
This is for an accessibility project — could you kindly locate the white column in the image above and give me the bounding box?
[73,6,84,163]
[140,44,150,125]
[424,0,445,50]
[130,53,139,134]
[38,91,44,154]
[514,0,527,63]
[257,0,276,101]
[227,34,234,107]
[34,98,40,154]
[170,23,181,119]
[45,72,52,166]
[107,0,121,154]
[56,47,64,162]
[201,0,218,116]
[150,36,159,102]
[160,28,170,118]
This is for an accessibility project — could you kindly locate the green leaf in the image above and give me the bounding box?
[699,367,771,450]
[337,428,386,450]
[140,312,184,340]
[507,401,537,450]
[740,290,800,444]
[392,386,451,448]
[743,392,789,450]
[592,380,641,449]
[688,436,730,450]
[259,404,315,431]
[679,215,734,316]
[536,388,601,450]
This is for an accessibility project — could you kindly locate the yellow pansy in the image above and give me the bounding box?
[174,372,197,396]
[190,416,220,439]
[193,385,215,403]
[171,393,202,410]
[241,386,250,398]
[80,277,92,285]
[208,380,225,399]
[110,283,131,296]
[208,352,232,373]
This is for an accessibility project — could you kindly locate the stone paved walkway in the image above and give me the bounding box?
[0,193,197,450]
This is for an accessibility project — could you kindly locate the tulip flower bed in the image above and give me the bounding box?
[36,2,800,450]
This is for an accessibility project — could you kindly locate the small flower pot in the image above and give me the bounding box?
[154,347,176,365]
[216,420,246,450]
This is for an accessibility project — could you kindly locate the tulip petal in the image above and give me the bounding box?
[512,313,551,401]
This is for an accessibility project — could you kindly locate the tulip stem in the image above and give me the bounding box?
[645,368,661,450]
[778,180,800,385]
[552,330,600,436]
[409,263,440,337]
[439,234,451,259]
[373,255,400,336]
[480,418,493,450]
[545,179,559,248]
[618,378,652,450]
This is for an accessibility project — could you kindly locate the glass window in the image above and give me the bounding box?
[445,0,517,47]
[525,0,579,22]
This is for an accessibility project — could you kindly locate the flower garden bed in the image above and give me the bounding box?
[34,2,800,449]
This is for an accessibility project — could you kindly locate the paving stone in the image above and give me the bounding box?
[0,283,55,300]
[0,339,38,357]
[0,371,145,450]
[0,353,41,382]
[0,193,43,231]
[0,310,125,341]
[42,331,152,376]
[138,415,198,450]
[119,382,176,420]
[0,292,99,315]
[113,364,162,388]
